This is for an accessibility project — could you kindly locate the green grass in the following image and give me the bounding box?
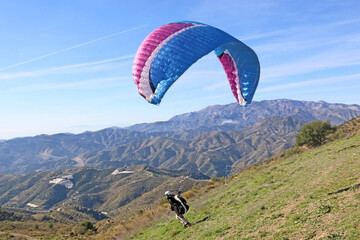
[130,134,360,240]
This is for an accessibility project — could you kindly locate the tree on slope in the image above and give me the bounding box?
[296,120,336,147]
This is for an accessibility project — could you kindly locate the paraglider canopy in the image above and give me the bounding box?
[132,21,260,106]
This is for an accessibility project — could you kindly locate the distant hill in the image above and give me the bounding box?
[81,116,304,177]
[0,208,35,221]
[0,128,157,174]
[0,99,359,175]
[0,165,208,218]
[333,115,360,137]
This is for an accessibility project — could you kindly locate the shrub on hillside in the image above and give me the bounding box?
[206,177,225,190]
[295,120,336,147]
[82,221,97,232]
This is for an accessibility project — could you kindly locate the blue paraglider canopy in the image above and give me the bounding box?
[133,21,260,106]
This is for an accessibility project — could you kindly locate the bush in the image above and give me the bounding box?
[182,189,196,199]
[316,205,332,214]
[210,177,225,183]
[295,120,336,147]
[81,221,97,232]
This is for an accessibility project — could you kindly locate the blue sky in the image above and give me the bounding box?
[1,0,359,139]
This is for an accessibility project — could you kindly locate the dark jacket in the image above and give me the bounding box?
[166,194,189,215]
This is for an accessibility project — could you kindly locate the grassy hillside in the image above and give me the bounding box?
[130,132,360,239]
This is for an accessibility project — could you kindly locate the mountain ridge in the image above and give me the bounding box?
[1,99,359,175]
[127,99,360,132]
[74,116,304,177]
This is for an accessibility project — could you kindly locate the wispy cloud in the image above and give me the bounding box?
[202,81,228,91]
[0,25,146,72]
[8,76,130,92]
[238,28,298,41]
[166,92,232,105]
[255,19,360,81]
[253,32,360,54]
[261,48,360,81]
[0,55,134,80]
[258,73,360,93]
[240,18,360,42]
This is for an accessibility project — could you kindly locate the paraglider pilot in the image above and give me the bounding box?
[165,191,191,228]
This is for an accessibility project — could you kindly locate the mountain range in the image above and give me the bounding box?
[127,99,360,132]
[1,99,359,176]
